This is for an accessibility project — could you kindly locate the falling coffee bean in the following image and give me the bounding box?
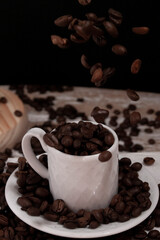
[81,54,91,69]
[103,21,119,38]
[98,150,112,162]
[131,59,142,74]
[132,26,150,35]
[91,106,109,124]
[78,0,92,6]
[108,8,123,26]
[54,15,73,27]
[91,68,103,83]
[126,89,140,101]
[112,44,127,56]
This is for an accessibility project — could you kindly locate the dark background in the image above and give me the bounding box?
[0,0,159,92]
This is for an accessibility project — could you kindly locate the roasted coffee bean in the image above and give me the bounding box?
[108,8,123,25]
[81,54,91,69]
[91,67,103,83]
[92,209,103,223]
[104,133,114,146]
[103,21,119,38]
[95,67,115,87]
[134,230,147,239]
[132,26,150,35]
[51,35,70,48]
[115,201,125,214]
[131,162,142,171]
[14,110,23,117]
[35,187,49,198]
[118,214,130,222]
[77,216,89,228]
[89,220,100,229]
[131,59,142,74]
[98,150,112,162]
[27,207,40,216]
[78,0,91,6]
[0,214,8,226]
[90,62,102,75]
[112,44,127,56]
[17,197,32,209]
[52,199,65,213]
[85,12,97,21]
[132,207,142,217]
[0,96,7,103]
[63,220,78,229]
[44,212,59,221]
[43,132,59,148]
[91,106,109,123]
[92,34,107,47]
[148,229,160,238]
[130,111,141,126]
[54,15,73,27]
[126,89,140,101]
[143,157,155,166]
[61,135,73,147]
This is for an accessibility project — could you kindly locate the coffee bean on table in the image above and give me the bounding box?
[143,157,155,166]
[126,89,140,101]
[129,111,141,126]
[98,150,112,162]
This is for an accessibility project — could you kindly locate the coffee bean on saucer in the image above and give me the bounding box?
[98,150,112,162]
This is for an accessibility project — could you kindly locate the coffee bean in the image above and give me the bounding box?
[126,89,140,101]
[143,157,155,166]
[43,133,59,148]
[108,8,123,26]
[104,133,114,146]
[0,96,7,103]
[54,15,73,27]
[103,21,119,38]
[90,62,102,75]
[131,59,142,74]
[148,229,160,238]
[14,110,23,117]
[92,209,103,223]
[61,135,73,147]
[81,54,91,69]
[78,0,91,6]
[77,217,89,228]
[130,111,141,126]
[91,106,109,123]
[131,162,142,171]
[132,26,150,35]
[132,207,142,217]
[98,150,112,162]
[52,199,65,213]
[91,67,103,83]
[17,197,32,209]
[89,220,100,229]
[35,187,49,198]
[112,44,127,56]
[64,220,78,229]
[44,212,59,221]
[0,215,8,226]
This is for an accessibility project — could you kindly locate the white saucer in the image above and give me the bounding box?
[5,153,159,239]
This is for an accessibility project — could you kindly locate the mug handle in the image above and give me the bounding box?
[22,127,49,180]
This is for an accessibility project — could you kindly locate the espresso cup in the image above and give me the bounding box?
[22,121,119,212]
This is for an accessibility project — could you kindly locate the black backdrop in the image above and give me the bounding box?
[0,0,159,92]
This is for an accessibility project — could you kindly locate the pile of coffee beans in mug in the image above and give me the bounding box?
[14,154,153,230]
[43,120,114,162]
[52,5,149,87]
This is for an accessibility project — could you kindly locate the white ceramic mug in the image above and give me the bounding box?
[22,121,119,212]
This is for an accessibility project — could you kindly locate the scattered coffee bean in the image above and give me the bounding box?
[143,157,155,166]
[130,111,141,126]
[0,96,7,103]
[14,110,23,117]
[91,106,109,124]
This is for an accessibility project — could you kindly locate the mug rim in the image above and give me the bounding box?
[47,120,118,160]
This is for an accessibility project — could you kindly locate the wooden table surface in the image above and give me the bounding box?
[20,86,160,153]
